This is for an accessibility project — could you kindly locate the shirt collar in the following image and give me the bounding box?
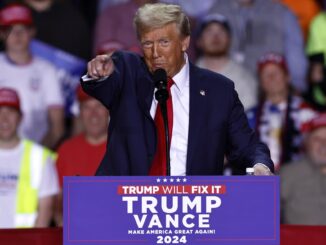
[172,53,190,92]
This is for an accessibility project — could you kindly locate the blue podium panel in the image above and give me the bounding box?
[64,176,279,245]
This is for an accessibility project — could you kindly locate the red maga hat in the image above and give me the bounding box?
[257,52,288,74]
[0,88,21,111]
[301,113,326,133]
[0,4,33,27]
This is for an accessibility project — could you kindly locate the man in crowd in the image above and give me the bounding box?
[55,85,109,225]
[56,85,108,183]
[281,113,326,225]
[0,3,64,149]
[0,88,59,228]
[210,0,307,92]
[83,3,273,176]
[195,14,257,110]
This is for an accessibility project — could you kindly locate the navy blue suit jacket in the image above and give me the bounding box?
[81,51,273,175]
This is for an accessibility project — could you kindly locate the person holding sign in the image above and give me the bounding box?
[81,3,273,176]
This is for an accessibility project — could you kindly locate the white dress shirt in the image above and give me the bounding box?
[150,55,190,176]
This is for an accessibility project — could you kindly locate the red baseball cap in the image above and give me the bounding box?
[257,52,288,74]
[301,113,326,133]
[0,4,33,27]
[0,88,21,111]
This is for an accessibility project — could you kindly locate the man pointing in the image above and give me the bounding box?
[82,3,273,176]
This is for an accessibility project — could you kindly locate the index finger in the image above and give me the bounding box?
[100,52,114,64]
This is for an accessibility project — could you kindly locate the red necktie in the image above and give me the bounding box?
[149,78,174,176]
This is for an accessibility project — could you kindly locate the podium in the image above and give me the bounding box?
[64,176,279,245]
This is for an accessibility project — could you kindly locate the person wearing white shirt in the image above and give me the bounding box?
[0,4,64,149]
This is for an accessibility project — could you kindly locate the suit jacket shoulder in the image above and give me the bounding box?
[191,64,235,90]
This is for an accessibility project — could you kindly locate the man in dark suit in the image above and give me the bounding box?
[82,3,273,176]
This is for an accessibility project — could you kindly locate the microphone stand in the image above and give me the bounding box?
[155,83,171,176]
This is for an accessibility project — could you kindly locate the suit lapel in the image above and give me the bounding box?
[186,64,208,173]
[136,69,157,160]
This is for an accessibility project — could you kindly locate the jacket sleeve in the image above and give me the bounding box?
[80,51,126,110]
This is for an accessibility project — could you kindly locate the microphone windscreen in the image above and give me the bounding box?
[153,68,167,84]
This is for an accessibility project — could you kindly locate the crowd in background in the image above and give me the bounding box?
[0,0,326,228]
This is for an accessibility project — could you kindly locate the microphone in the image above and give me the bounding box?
[153,68,169,104]
[152,68,171,176]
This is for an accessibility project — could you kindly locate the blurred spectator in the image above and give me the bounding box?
[0,3,64,149]
[56,86,108,185]
[210,0,308,92]
[306,8,326,66]
[55,86,109,225]
[0,88,59,228]
[304,53,326,111]
[280,0,321,40]
[93,0,155,55]
[281,113,326,225]
[195,14,257,110]
[23,0,91,59]
[246,53,315,172]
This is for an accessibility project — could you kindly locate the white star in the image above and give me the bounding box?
[156,178,161,183]
[176,178,181,182]
[183,178,187,182]
[163,178,168,182]
[170,178,174,182]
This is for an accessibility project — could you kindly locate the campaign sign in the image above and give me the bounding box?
[64,176,279,245]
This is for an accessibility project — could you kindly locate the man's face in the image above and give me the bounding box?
[260,63,289,96]
[306,127,326,167]
[80,99,109,139]
[0,106,21,142]
[4,24,34,53]
[140,23,190,78]
[197,22,230,56]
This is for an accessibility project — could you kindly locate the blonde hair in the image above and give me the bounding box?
[133,3,190,39]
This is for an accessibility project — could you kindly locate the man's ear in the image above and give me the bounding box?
[181,35,190,52]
